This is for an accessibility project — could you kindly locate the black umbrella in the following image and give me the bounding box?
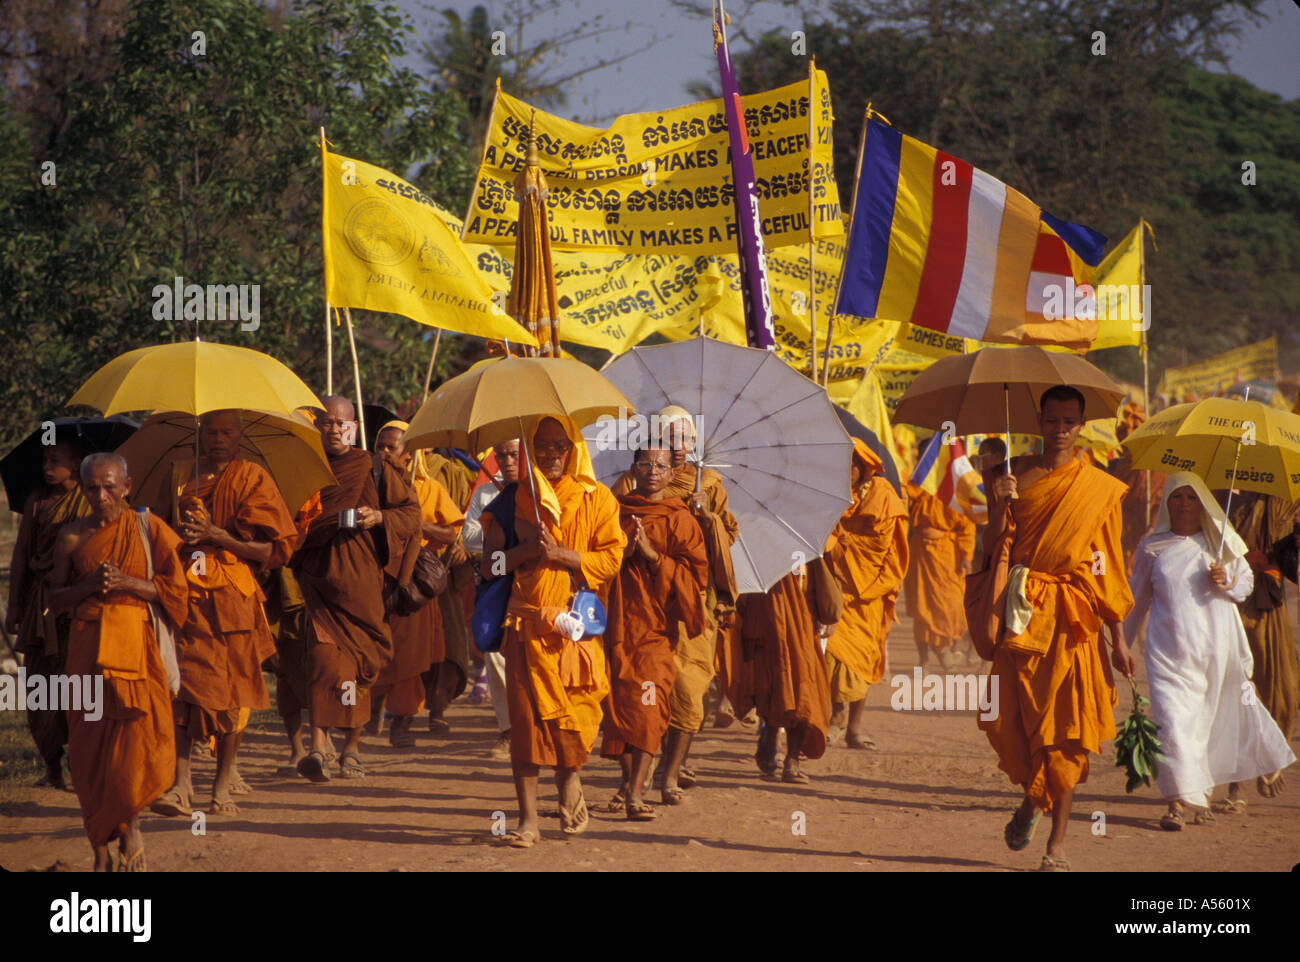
[1,416,139,512]
[833,406,901,494]
[360,403,401,452]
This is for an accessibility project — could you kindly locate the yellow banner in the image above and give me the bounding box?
[1157,336,1278,402]
[322,149,536,345]
[1090,222,1145,351]
[465,74,843,254]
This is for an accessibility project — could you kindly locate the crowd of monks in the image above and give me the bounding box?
[4,386,1297,871]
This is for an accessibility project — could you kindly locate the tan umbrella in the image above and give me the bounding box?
[506,114,561,358]
[117,409,335,515]
[893,345,1126,435]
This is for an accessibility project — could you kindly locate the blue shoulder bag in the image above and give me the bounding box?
[471,483,518,653]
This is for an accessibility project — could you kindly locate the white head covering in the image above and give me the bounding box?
[1152,470,1248,560]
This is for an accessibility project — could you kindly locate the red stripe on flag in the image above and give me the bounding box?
[909,151,972,331]
[1030,229,1072,275]
[732,93,749,155]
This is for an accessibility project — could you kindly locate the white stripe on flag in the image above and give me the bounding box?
[1025,270,1094,318]
[947,169,1006,340]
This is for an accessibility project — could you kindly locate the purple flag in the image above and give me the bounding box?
[714,5,774,350]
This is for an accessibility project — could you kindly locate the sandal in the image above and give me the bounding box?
[297,750,331,782]
[559,783,589,836]
[661,786,688,806]
[389,730,416,748]
[1214,797,1247,815]
[755,731,779,776]
[117,848,147,872]
[339,751,365,778]
[1257,771,1286,798]
[1160,809,1184,831]
[149,787,192,817]
[604,790,628,813]
[1039,854,1070,872]
[210,798,239,815]
[501,828,538,848]
[782,768,810,785]
[626,800,658,821]
[678,766,697,789]
[846,733,877,751]
[1004,808,1040,851]
[1193,809,1216,826]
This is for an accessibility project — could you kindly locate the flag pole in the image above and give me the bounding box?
[824,107,871,386]
[806,56,818,382]
[421,327,443,403]
[1140,216,1151,527]
[343,306,367,450]
[320,126,334,395]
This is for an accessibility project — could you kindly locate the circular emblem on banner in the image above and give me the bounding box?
[344,198,415,266]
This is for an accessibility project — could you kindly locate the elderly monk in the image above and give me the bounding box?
[612,405,739,801]
[975,385,1135,872]
[291,396,419,781]
[824,439,908,750]
[740,562,835,785]
[5,438,89,789]
[1222,491,1299,804]
[368,422,463,747]
[462,439,523,758]
[903,480,976,670]
[48,453,187,871]
[141,410,298,816]
[601,444,708,819]
[480,415,625,847]
[420,447,476,734]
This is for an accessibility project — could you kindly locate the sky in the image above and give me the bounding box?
[397,0,1300,125]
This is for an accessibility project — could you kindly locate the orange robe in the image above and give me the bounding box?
[265,494,321,722]
[825,465,909,701]
[601,495,708,758]
[158,460,299,738]
[484,474,625,768]
[614,463,739,730]
[978,458,1133,813]
[903,483,975,650]
[66,509,187,847]
[10,484,90,765]
[290,450,418,729]
[421,451,476,712]
[376,473,464,716]
[740,570,833,759]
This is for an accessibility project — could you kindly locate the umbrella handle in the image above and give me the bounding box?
[1218,386,1252,561]
[1004,383,1018,500]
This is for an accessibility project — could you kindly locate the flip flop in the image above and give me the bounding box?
[1257,771,1286,798]
[782,769,810,785]
[626,800,658,821]
[678,766,697,789]
[149,788,193,817]
[604,791,628,813]
[1193,809,1216,826]
[339,751,365,778]
[297,750,331,783]
[501,829,538,848]
[1214,797,1247,814]
[1039,854,1070,872]
[210,798,239,815]
[117,848,147,873]
[560,790,589,835]
[229,776,251,796]
[1004,809,1040,851]
[661,786,688,806]
[1160,809,1184,831]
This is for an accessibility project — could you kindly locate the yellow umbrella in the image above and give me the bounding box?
[1076,417,1122,460]
[506,116,561,358]
[68,341,321,416]
[404,355,633,455]
[1122,397,1300,504]
[116,409,335,515]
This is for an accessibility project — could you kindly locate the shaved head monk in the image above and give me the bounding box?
[290,396,419,780]
[144,410,299,817]
[601,443,708,819]
[48,453,188,871]
[611,405,740,803]
[369,422,463,747]
[975,385,1135,872]
[479,415,626,846]
[825,439,909,749]
[6,437,90,789]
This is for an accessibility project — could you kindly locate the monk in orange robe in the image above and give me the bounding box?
[139,411,299,816]
[48,453,188,871]
[291,397,420,781]
[740,565,835,784]
[903,480,975,669]
[369,422,464,747]
[975,386,1135,872]
[601,444,707,819]
[825,438,908,749]
[610,405,739,801]
[480,415,626,846]
[5,438,89,789]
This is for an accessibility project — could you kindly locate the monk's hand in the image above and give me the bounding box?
[689,491,709,516]
[1111,637,1136,678]
[446,541,468,567]
[356,506,383,530]
[992,473,1018,502]
[181,515,225,547]
[98,562,133,596]
[1209,562,1228,587]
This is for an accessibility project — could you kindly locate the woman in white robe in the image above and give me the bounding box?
[1124,471,1295,830]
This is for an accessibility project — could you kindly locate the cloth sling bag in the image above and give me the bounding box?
[472,483,518,653]
[133,508,181,696]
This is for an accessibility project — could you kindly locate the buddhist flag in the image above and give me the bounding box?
[912,434,982,518]
[321,147,537,346]
[1089,221,1146,350]
[835,117,1107,351]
